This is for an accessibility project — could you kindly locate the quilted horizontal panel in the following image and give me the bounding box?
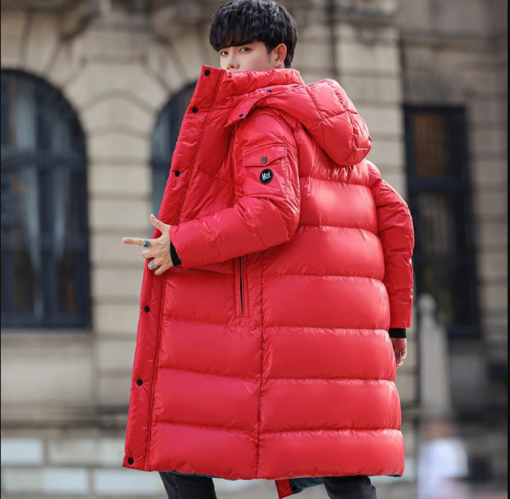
[262,274,390,329]
[158,316,262,379]
[258,429,405,479]
[263,328,395,380]
[149,422,257,478]
[299,179,378,232]
[259,378,401,432]
[152,368,260,431]
[162,270,235,324]
[262,225,385,279]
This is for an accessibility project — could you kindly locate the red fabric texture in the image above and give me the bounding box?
[123,66,414,487]
[275,478,293,498]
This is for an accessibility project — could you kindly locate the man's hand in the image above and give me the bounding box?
[391,338,407,369]
[122,214,174,276]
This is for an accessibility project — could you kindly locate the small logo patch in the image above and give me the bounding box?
[260,169,274,184]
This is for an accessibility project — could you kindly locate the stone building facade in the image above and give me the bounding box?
[1,0,507,496]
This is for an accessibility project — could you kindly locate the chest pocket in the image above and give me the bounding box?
[241,144,288,199]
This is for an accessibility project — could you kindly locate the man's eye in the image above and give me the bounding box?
[220,51,228,56]
[240,47,251,52]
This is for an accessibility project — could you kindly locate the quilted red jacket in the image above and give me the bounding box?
[123,66,415,498]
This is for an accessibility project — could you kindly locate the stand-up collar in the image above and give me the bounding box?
[191,65,305,109]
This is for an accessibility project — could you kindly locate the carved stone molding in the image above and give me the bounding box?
[151,0,312,29]
[1,0,84,10]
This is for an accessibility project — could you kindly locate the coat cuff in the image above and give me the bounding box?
[170,241,182,267]
[389,328,407,339]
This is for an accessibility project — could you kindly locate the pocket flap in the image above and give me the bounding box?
[243,145,288,167]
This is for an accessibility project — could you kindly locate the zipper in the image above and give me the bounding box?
[239,257,244,316]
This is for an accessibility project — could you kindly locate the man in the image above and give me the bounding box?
[122,1,414,498]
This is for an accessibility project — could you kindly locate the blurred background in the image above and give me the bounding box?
[0,0,507,498]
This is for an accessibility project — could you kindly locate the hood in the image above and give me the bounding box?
[209,66,372,167]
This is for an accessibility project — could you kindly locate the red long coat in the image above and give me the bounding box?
[123,66,415,498]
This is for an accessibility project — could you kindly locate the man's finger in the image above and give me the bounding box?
[397,351,407,368]
[122,237,145,247]
[150,214,170,231]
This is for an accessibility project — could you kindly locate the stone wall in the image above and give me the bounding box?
[1,433,167,497]
[401,0,508,411]
[401,0,508,345]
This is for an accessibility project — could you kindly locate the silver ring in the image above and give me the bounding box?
[148,260,159,271]
[143,239,151,249]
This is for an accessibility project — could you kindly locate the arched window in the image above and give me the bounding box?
[151,82,197,219]
[1,71,90,330]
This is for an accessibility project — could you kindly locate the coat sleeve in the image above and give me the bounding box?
[368,161,415,329]
[169,110,301,270]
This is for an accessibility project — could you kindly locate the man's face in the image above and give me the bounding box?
[219,41,287,72]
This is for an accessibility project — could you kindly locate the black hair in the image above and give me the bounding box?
[209,0,298,68]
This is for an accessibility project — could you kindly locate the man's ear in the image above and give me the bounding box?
[273,43,288,68]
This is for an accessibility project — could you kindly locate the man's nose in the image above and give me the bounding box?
[226,54,240,71]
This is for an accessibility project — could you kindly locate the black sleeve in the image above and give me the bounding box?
[170,241,182,267]
[389,328,407,339]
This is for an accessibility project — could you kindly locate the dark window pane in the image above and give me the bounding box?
[405,106,481,338]
[13,248,36,314]
[1,78,9,147]
[1,70,90,330]
[413,113,452,178]
[417,193,457,257]
[57,250,78,315]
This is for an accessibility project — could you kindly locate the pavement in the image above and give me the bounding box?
[209,478,508,499]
